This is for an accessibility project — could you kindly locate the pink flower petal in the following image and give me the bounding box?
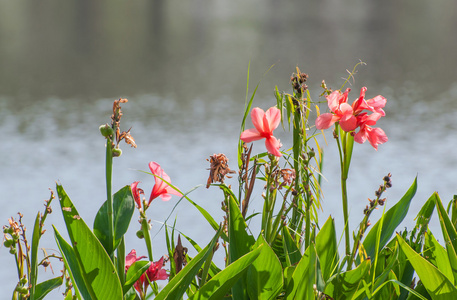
[264,107,281,133]
[315,113,337,130]
[250,108,265,134]
[240,128,263,143]
[265,136,282,157]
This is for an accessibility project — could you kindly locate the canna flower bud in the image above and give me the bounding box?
[99,124,114,138]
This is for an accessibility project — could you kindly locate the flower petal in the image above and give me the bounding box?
[315,113,338,130]
[265,136,282,157]
[240,128,263,143]
[250,107,266,134]
[264,107,281,133]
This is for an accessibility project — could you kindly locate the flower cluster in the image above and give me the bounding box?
[315,87,388,150]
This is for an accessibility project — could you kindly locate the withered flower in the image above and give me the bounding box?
[119,128,137,148]
[206,153,236,188]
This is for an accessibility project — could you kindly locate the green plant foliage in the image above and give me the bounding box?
[434,192,457,285]
[55,183,123,299]
[247,234,283,299]
[123,261,151,295]
[281,226,302,267]
[154,226,223,300]
[397,234,457,299]
[362,177,417,261]
[93,185,135,255]
[423,230,453,283]
[315,216,339,282]
[34,277,64,300]
[325,259,371,299]
[30,213,41,299]
[285,243,318,300]
[189,244,264,300]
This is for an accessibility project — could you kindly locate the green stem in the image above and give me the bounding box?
[106,136,114,261]
[335,127,351,266]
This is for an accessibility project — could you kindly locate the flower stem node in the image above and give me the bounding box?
[99,124,114,138]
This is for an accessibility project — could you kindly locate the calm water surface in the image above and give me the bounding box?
[1,0,457,296]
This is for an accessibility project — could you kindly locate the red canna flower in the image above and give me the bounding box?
[240,107,283,157]
[125,250,169,294]
[131,181,144,208]
[148,162,182,204]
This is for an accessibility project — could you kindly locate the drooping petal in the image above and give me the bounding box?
[339,115,357,132]
[265,136,282,157]
[366,95,386,116]
[326,90,342,112]
[250,107,266,134]
[130,181,143,208]
[367,127,388,150]
[315,113,338,130]
[264,107,281,133]
[354,127,368,144]
[240,128,263,143]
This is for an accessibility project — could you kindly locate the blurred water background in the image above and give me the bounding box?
[1,0,457,297]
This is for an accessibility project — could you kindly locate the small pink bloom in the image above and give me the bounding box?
[316,89,357,132]
[125,249,147,272]
[240,107,282,157]
[149,162,182,204]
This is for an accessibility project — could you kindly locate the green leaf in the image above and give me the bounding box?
[423,230,453,283]
[56,183,123,300]
[315,216,339,282]
[434,192,457,285]
[189,244,264,300]
[123,260,151,294]
[54,226,90,300]
[397,234,457,299]
[324,259,371,300]
[247,234,283,300]
[285,244,318,300]
[34,277,64,300]
[282,226,302,267]
[362,177,417,261]
[227,191,255,300]
[30,213,41,300]
[155,226,223,300]
[94,185,135,255]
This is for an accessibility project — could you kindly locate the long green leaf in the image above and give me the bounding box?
[94,185,135,255]
[56,183,123,299]
[228,191,255,300]
[315,216,339,282]
[434,192,457,285]
[397,234,457,299]
[282,226,302,267]
[247,234,283,300]
[424,230,453,282]
[34,277,64,300]
[285,244,318,300]
[154,226,223,300]
[54,227,89,300]
[324,259,371,300]
[189,244,264,300]
[362,177,417,260]
[30,213,41,300]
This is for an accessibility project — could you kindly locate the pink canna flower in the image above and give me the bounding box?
[125,250,169,294]
[148,162,182,204]
[354,113,388,150]
[240,107,282,157]
[315,89,357,132]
